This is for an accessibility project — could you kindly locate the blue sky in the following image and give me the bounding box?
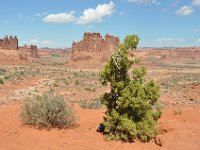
[0,0,200,48]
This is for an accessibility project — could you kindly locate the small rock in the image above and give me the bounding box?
[155,135,165,146]
[189,97,194,101]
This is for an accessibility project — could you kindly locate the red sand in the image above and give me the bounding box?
[0,104,200,150]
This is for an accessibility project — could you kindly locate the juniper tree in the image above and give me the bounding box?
[99,34,161,142]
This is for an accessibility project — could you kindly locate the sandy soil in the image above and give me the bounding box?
[0,104,159,150]
[0,103,200,150]
[0,48,200,150]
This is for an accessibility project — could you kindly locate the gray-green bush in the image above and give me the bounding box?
[79,100,103,109]
[20,91,77,129]
[0,77,4,85]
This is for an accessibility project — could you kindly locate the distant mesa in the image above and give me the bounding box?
[0,35,18,50]
[71,32,120,65]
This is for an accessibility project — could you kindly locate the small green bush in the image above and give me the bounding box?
[99,34,161,142]
[20,91,77,129]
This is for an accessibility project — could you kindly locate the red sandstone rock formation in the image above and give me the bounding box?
[72,32,104,52]
[71,32,120,65]
[104,34,120,52]
[0,35,18,50]
[30,45,39,58]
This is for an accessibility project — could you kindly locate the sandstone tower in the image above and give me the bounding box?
[71,32,120,64]
[30,45,38,58]
[0,35,18,50]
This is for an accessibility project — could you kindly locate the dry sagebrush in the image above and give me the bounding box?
[20,91,77,129]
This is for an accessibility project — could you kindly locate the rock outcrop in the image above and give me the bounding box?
[30,45,38,58]
[0,35,18,50]
[71,32,120,65]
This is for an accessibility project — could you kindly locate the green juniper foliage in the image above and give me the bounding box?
[99,34,161,142]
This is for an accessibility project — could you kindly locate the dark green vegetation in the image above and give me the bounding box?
[99,35,161,142]
[20,90,76,129]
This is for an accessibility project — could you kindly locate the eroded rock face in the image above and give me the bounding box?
[72,33,104,52]
[104,34,120,52]
[30,45,38,58]
[71,32,120,64]
[0,35,18,50]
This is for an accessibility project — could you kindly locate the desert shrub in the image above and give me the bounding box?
[160,73,200,89]
[0,68,6,76]
[74,80,80,85]
[0,77,4,85]
[20,91,77,129]
[84,86,96,92]
[79,99,103,109]
[99,34,161,142]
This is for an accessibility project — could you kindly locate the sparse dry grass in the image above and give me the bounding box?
[20,90,77,129]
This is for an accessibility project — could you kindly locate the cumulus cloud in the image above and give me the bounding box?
[192,0,200,6]
[42,11,76,24]
[30,39,67,48]
[30,39,52,45]
[30,39,39,45]
[76,1,115,25]
[175,6,194,16]
[128,0,160,5]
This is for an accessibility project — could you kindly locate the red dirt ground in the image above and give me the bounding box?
[1,48,200,150]
[0,104,200,150]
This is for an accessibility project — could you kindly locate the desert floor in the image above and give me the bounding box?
[0,49,200,150]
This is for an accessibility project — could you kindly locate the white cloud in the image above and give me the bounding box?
[175,6,194,16]
[42,2,115,25]
[30,39,52,45]
[43,11,76,24]
[197,38,200,42]
[76,1,115,25]
[192,0,200,6]
[30,39,67,48]
[30,39,39,45]
[128,0,160,5]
